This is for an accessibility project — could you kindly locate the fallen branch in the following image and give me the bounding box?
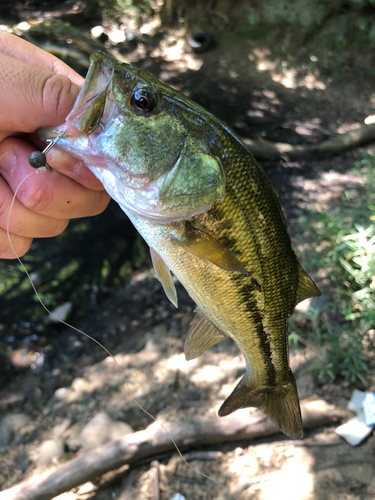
[241,122,375,160]
[0,400,342,500]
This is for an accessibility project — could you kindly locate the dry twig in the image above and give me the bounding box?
[151,460,160,500]
[0,400,342,500]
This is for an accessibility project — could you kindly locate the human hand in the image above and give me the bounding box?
[0,32,110,259]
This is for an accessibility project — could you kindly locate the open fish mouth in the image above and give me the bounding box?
[37,52,226,222]
[66,52,116,136]
[39,53,116,140]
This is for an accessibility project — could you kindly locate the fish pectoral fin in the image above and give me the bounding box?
[218,370,303,440]
[174,223,248,275]
[150,247,178,308]
[184,308,228,360]
[296,262,321,305]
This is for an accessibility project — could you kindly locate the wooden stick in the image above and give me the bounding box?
[151,461,160,500]
[117,468,136,500]
[241,122,375,160]
[0,400,342,500]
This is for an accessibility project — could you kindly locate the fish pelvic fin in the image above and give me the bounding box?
[296,262,321,305]
[184,308,228,360]
[218,369,303,439]
[150,247,178,307]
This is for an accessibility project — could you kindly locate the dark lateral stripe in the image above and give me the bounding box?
[233,278,277,388]
[253,320,276,387]
[209,184,277,386]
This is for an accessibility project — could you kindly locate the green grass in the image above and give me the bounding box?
[0,202,148,334]
[290,151,375,385]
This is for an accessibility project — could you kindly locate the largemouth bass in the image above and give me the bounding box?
[38,52,320,439]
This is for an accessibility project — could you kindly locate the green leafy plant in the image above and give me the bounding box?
[291,151,375,385]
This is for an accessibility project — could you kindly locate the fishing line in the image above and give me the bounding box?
[6,158,239,499]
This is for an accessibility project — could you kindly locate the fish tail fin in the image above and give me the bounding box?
[218,370,303,439]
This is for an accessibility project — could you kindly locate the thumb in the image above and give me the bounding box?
[0,50,80,133]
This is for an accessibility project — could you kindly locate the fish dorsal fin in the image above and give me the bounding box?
[184,308,228,360]
[150,247,178,308]
[174,223,248,275]
[296,262,321,305]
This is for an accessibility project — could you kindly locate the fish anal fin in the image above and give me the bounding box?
[218,369,303,439]
[175,223,248,276]
[150,248,178,308]
[184,309,228,360]
[296,262,321,305]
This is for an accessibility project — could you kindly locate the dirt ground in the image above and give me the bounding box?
[1,13,375,500]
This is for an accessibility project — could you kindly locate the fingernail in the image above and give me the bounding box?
[48,149,83,174]
[0,145,17,176]
[46,148,68,167]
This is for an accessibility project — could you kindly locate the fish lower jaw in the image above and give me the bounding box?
[116,191,215,223]
[86,166,215,223]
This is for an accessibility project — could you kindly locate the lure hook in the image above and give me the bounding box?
[28,130,66,169]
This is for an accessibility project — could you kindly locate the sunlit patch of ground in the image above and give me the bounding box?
[292,170,365,208]
[249,47,326,90]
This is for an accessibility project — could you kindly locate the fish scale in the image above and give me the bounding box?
[38,51,321,439]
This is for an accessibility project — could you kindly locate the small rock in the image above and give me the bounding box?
[91,25,104,38]
[52,418,71,440]
[79,411,133,451]
[49,386,84,410]
[53,387,74,402]
[165,35,178,46]
[45,302,73,324]
[0,412,32,447]
[294,293,331,313]
[0,392,25,412]
[293,293,331,331]
[65,429,82,453]
[108,29,126,44]
[37,439,65,468]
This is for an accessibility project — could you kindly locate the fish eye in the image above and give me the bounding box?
[130,89,156,114]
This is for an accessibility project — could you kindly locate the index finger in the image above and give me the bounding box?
[0,50,79,133]
[0,32,83,86]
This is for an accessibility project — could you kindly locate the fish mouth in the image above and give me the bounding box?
[36,53,119,179]
[37,121,180,190]
[36,50,181,189]
[38,52,116,143]
[37,125,66,141]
